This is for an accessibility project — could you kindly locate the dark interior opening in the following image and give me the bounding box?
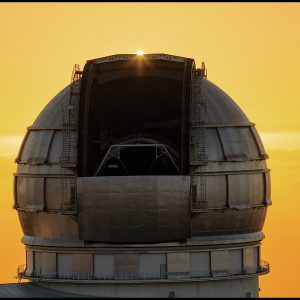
[78,58,193,176]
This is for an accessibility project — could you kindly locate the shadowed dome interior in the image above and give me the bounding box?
[77,57,193,177]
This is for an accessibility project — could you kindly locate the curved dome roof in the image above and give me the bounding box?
[30,84,71,129]
[203,79,250,125]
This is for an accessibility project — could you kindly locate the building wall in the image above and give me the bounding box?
[26,244,260,280]
[36,276,259,298]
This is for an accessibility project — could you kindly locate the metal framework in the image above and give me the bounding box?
[95,144,181,176]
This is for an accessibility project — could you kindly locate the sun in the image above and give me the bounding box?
[136,50,144,56]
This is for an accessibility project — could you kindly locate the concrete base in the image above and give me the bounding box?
[35,276,259,298]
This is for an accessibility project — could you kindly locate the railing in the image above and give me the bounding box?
[17,261,269,282]
[257,260,270,274]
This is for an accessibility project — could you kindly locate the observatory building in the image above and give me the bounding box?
[13,53,271,298]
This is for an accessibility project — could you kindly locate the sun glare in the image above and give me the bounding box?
[136,50,144,56]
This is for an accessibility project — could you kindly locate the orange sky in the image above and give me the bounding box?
[0,3,300,297]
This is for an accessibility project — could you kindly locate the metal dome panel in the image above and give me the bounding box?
[30,85,71,130]
[203,79,250,125]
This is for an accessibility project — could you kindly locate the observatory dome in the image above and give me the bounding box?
[14,54,271,298]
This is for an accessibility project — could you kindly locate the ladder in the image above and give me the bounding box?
[190,64,208,212]
[60,64,82,213]
[61,64,82,167]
